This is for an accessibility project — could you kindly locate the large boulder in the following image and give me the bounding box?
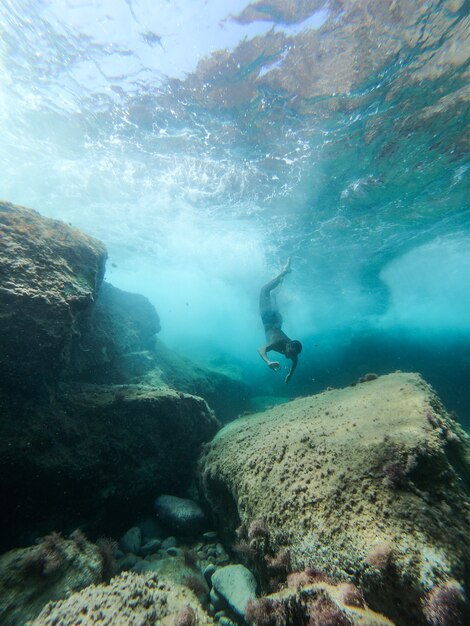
[0,201,107,385]
[145,338,252,422]
[0,533,104,626]
[69,281,161,382]
[69,282,251,420]
[154,495,208,535]
[0,384,219,550]
[244,578,395,626]
[31,571,215,626]
[198,372,470,626]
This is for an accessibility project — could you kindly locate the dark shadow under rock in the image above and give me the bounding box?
[0,384,219,551]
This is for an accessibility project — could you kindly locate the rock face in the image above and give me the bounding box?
[0,384,219,549]
[0,201,107,385]
[30,571,215,626]
[198,372,470,626]
[148,339,252,422]
[70,282,251,420]
[0,201,251,557]
[69,281,161,383]
[245,578,395,626]
[211,564,257,617]
[155,495,208,535]
[0,533,104,626]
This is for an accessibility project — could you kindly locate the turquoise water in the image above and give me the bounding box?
[1,0,469,422]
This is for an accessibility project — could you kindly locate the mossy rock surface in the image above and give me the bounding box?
[199,372,470,625]
[30,571,215,626]
[0,201,107,385]
[0,385,219,549]
[0,535,104,626]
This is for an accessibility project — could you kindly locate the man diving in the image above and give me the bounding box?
[258,258,302,384]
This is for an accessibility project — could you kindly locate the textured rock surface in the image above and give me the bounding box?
[211,564,257,617]
[139,338,253,422]
[133,555,209,605]
[0,201,107,385]
[119,527,142,554]
[199,372,470,625]
[70,281,251,420]
[155,495,208,535]
[30,571,215,626]
[69,281,161,382]
[245,579,395,626]
[0,533,104,626]
[0,384,219,550]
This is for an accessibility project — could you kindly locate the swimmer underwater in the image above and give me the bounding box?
[258,259,302,384]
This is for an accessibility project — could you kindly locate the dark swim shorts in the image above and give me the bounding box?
[261,309,283,329]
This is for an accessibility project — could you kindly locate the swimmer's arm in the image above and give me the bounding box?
[258,345,281,371]
[285,356,298,384]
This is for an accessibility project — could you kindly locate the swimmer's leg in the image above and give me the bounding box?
[259,258,291,314]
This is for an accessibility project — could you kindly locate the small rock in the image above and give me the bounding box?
[215,610,227,620]
[137,517,166,540]
[211,564,257,617]
[155,494,208,535]
[131,560,151,574]
[117,553,140,571]
[140,538,162,556]
[161,536,178,549]
[210,588,225,612]
[119,526,141,554]
[203,531,218,541]
[166,547,179,556]
[204,563,217,585]
[219,618,237,626]
[216,554,230,565]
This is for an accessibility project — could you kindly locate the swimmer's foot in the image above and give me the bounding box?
[282,258,292,275]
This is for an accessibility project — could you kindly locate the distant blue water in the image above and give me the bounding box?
[0,0,469,424]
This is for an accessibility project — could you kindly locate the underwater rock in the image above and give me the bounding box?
[69,280,251,420]
[211,564,258,618]
[161,536,178,549]
[119,526,142,554]
[0,201,107,386]
[244,578,395,626]
[0,384,219,550]
[155,494,209,535]
[140,538,162,556]
[137,516,167,541]
[199,372,470,626]
[142,338,253,422]
[30,571,215,625]
[132,554,209,604]
[0,532,104,626]
[69,281,161,382]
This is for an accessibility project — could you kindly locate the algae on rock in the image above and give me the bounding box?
[198,372,470,625]
[0,384,219,549]
[30,571,215,626]
[0,201,107,386]
[0,534,104,626]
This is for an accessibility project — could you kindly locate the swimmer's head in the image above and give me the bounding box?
[287,340,302,356]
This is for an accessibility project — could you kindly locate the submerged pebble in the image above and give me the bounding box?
[119,526,141,554]
[140,538,161,556]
